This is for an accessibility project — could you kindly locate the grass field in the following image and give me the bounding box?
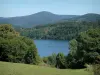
[0,61,92,75]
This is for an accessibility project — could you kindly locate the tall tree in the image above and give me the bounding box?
[67,28,100,69]
[56,53,66,69]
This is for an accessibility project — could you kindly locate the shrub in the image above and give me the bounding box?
[93,64,100,75]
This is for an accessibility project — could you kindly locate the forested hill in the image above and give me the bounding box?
[61,13,100,22]
[20,21,100,40]
[1,12,100,28]
[0,11,78,28]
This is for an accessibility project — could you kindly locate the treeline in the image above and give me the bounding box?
[0,24,40,64]
[20,21,100,40]
[42,28,100,70]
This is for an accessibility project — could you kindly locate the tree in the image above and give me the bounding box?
[76,29,100,64]
[47,53,57,67]
[0,24,40,65]
[67,28,100,69]
[56,53,66,69]
[69,39,77,56]
[43,53,57,67]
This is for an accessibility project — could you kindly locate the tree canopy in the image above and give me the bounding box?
[20,21,100,40]
[0,24,40,64]
[67,28,100,69]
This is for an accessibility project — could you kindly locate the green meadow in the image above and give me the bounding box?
[0,61,92,75]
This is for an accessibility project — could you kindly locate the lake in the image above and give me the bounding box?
[34,40,69,57]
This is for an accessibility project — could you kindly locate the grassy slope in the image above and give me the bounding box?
[0,61,92,75]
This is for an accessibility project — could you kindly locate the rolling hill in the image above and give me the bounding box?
[0,11,78,28]
[20,21,100,40]
[0,11,100,28]
[64,13,100,22]
[0,61,92,75]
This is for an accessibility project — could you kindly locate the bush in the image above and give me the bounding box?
[56,53,66,69]
[93,64,100,75]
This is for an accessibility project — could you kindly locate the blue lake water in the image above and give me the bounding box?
[34,40,69,57]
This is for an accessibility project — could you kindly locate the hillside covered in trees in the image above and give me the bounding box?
[0,11,78,28]
[0,24,40,64]
[20,21,100,40]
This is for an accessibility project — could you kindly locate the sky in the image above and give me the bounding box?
[0,0,100,17]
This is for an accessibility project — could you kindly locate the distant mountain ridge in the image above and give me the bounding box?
[64,13,100,22]
[0,11,78,28]
[0,11,100,28]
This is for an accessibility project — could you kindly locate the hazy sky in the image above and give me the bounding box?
[0,0,100,17]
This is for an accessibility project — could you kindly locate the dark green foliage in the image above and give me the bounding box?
[56,53,66,69]
[43,53,57,67]
[67,28,100,69]
[93,64,100,75]
[48,53,57,67]
[69,39,77,56]
[20,21,100,40]
[0,37,28,62]
[43,53,66,69]
[66,54,85,69]
[76,29,100,64]
[43,57,48,64]
[0,24,40,64]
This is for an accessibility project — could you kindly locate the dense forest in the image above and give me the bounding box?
[20,21,100,40]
